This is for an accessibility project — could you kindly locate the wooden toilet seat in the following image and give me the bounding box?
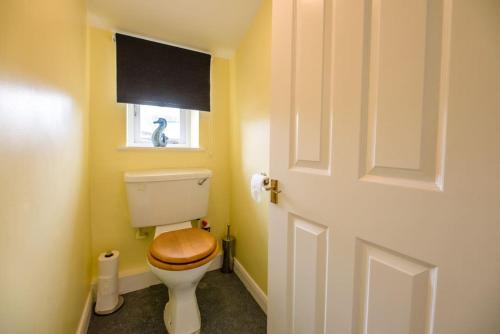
[147,228,219,271]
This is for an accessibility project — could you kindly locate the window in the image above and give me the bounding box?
[126,104,199,148]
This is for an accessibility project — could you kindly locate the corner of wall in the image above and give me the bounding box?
[228,0,272,294]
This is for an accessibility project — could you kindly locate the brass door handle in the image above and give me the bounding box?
[264,179,281,204]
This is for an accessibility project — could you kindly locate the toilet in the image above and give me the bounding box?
[124,169,218,334]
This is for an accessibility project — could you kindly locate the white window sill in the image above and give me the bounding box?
[118,145,205,152]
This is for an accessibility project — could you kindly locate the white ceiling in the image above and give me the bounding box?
[87,0,262,58]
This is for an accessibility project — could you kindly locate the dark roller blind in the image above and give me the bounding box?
[115,33,211,111]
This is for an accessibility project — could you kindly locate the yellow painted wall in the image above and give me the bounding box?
[229,0,272,293]
[88,27,231,277]
[0,0,91,333]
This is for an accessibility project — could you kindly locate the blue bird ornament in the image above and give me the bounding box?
[152,118,168,147]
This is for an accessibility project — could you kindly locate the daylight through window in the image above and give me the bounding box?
[126,104,199,148]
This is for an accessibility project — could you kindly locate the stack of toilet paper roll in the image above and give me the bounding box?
[95,250,124,315]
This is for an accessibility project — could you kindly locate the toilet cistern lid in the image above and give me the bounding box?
[150,228,217,264]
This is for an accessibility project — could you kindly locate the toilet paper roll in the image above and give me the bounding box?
[250,173,268,203]
[95,250,120,313]
[98,250,120,277]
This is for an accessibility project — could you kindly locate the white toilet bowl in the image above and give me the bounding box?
[148,260,212,334]
[147,223,219,334]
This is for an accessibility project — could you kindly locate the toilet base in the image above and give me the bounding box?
[148,260,213,334]
[163,286,201,334]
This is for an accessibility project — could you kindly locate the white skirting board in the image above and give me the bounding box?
[76,290,93,334]
[233,258,268,314]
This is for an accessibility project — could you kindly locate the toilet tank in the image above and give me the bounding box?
[124,169,212,228]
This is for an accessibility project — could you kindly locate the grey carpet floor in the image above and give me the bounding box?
[88,271,267,334]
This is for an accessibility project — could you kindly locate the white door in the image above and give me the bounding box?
[268,0,500,333]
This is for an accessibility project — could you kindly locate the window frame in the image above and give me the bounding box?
[126,104,199,148]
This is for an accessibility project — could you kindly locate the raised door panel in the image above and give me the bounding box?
[289,0,334,174]
[353,241,438,334]
[290,215,328,334]
[359,0,452,191]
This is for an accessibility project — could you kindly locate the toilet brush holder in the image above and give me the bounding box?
[221,225,234,273]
